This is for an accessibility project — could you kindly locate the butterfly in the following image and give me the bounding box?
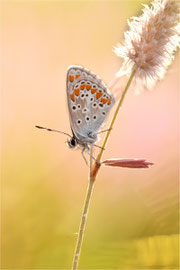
[36,65,115,163]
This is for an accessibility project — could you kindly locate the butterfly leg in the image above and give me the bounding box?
[81,148,89,166]
[87,146,101,166]
[96,128,112,135]
[81,147,94,166]
[86,149,96,162]
[93,144,105,150]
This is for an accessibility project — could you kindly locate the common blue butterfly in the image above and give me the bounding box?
[36,65,115,162]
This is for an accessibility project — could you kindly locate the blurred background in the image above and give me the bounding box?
[1,0,179,269]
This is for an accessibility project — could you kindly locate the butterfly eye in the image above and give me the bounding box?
[93,115,97,120]
[99,89,102,93]
[90,97,94,102]
[81,81,85,84]
[71,138,76,146]
[102,111,106,116]
[93,102,97,108]
[92,85,96,88]
[67,137,77,149]
[80,93,85,99]
[86,94,89,97]
[99,103,104,108]
[77,104,81,109]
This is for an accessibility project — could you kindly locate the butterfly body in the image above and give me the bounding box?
[66,65,115,150]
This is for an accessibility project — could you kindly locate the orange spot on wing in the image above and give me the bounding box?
[75,74,80,79]
[96,92,103,99]
[69,75,74,82]
[74,88,80,96]
[70,92,75,101]
[86,85,91,90]
[91,88,97,94]
[101,98,108,104]
[107,98,111,104]
[80,84,85,90]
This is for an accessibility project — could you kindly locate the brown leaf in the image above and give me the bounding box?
[102,158,154,168]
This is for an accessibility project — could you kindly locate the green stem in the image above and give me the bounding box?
[71,147,94,270]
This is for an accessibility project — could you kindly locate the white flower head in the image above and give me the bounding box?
[114,0,180,89]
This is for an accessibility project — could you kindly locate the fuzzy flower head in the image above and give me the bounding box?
[114,0,180,89]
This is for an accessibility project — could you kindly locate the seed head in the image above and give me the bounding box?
[114,0,180,89]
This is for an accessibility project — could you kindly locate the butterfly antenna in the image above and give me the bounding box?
[35,125,71,138]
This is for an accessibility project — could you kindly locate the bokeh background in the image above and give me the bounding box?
[1,0,179,269]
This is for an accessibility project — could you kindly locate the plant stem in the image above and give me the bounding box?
[71,67,137,269]
[96,66,137,166]
[71,147,94,270]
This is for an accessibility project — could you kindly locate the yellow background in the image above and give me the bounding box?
[2,0,179,269]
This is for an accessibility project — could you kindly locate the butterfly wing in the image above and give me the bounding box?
[66,65,115,144]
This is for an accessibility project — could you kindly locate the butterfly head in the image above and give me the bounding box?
[67,136,78,149]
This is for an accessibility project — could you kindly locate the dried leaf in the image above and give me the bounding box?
[103,158,154,169]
